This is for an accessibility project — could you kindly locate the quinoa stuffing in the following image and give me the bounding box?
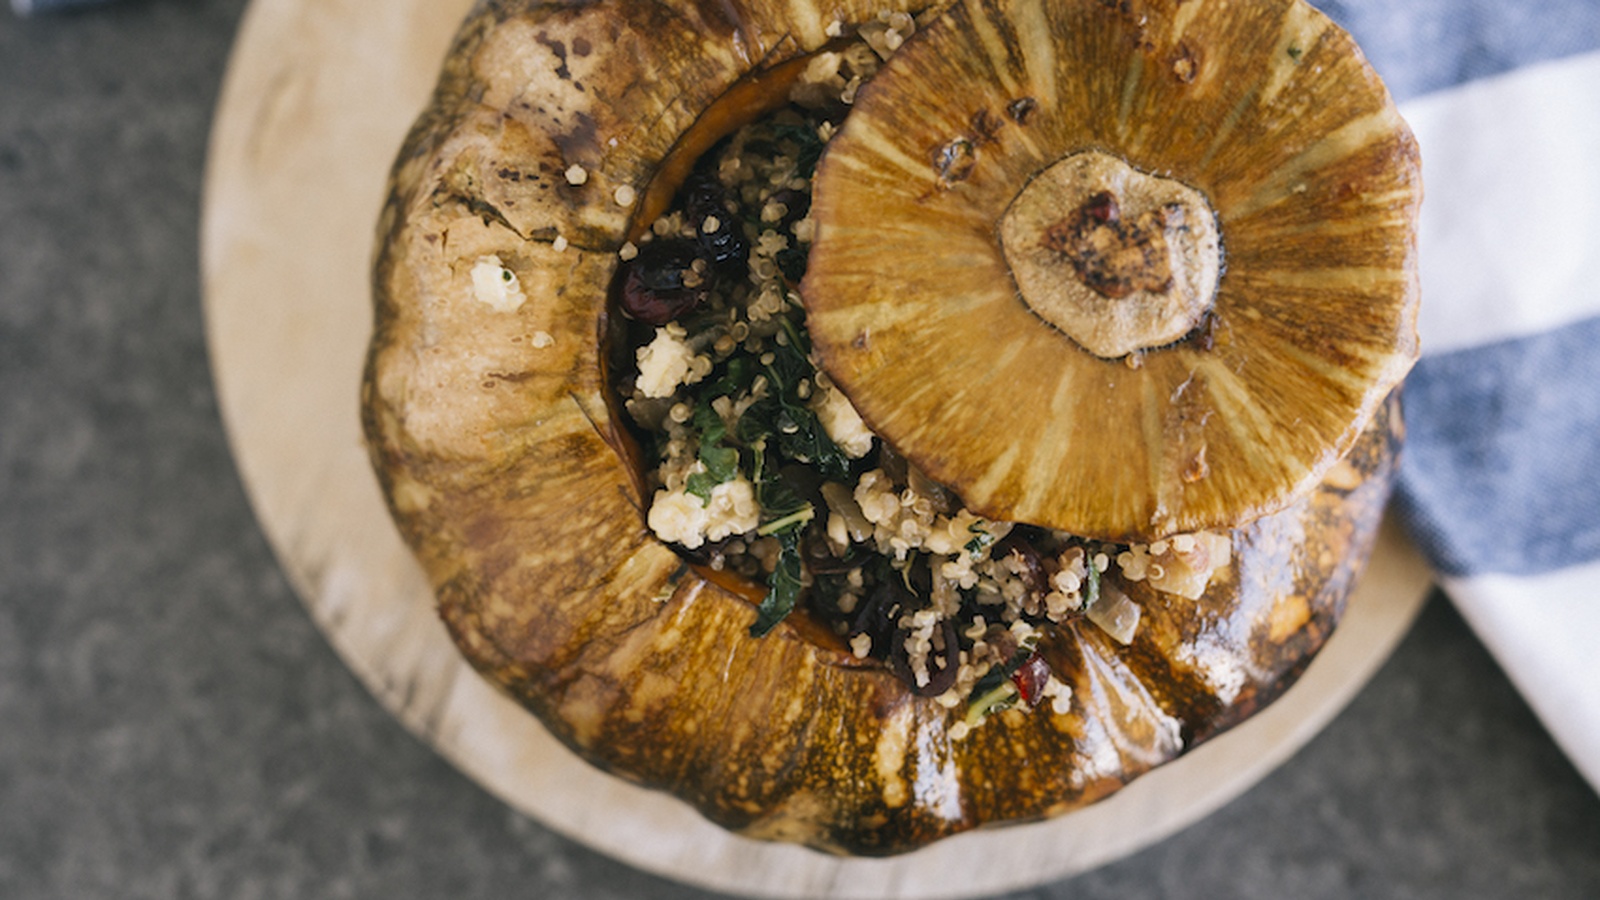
[609,21,1231,734]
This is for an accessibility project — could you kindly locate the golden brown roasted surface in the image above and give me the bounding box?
[362,0,1414,855]
[805,0,1421,541]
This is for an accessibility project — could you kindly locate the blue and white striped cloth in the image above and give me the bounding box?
[1329,0,1600,794]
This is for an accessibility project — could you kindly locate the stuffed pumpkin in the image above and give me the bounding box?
[362,0,1420,855]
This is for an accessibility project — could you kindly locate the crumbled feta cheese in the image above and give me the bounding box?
[647,489,707,548]
[529,331,555,349]
[551,234,568,252]
[614,184,637,207]
[635,328,695,398]
[646,477,760,549]
[469,255,526,313]
[564,164,588,186]
[704,478,760,541]
[809,381,875,458]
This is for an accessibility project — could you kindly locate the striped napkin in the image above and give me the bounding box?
[1329,0,1600,794]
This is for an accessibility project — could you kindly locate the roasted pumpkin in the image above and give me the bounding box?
[362,0,1420,855]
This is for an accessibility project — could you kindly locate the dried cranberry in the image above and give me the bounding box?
[614,239,707,325]
[1011,653,1051,705]
[683,173,748,267]
[992,532,1048,598]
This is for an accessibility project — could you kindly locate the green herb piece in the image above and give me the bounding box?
[750,529,804,637]
[898,554,921,595]
[684,470,717,502]
[1084,551,1101,610]
[964,523,995,559]
[735,395,776,445]
[755,467,807,519]
[1287,45,1303,61]
[964,680,1019,726]
[699,444,740,482]
[776,311,811,355]
[729,316,851,481]
[758,504,815,537]
[963,639,1040,724]
[693,401,726,443]
[705,355,755,398]
[775,404,850,479]
[967,661,1010,702]
[685,402,742,504]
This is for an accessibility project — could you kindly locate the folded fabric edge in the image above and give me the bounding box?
[1442,564,1600,797]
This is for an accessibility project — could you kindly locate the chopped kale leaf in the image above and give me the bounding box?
[750,529,804,637]
[770,121,825,178]
[685,401,741,503]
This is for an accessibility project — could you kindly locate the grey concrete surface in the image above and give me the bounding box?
[1,3,1598,899]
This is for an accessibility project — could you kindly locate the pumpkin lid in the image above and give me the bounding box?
[801,0,1421,541]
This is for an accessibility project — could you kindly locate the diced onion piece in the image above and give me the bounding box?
[820,481,873,542]
[1086,581,1141,645]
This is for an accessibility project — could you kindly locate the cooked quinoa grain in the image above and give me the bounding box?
[610,30,1231,730]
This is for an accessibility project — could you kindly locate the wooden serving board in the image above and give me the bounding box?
[199,1,1434,895]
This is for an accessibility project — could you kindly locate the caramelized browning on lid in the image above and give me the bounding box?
[1001,150,1222,359]
[802,0,1421,541]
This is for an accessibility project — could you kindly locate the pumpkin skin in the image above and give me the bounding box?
[362,0,1411,855]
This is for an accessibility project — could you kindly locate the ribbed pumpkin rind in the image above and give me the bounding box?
[362,0,1411,855]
